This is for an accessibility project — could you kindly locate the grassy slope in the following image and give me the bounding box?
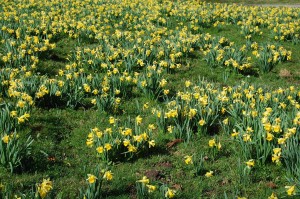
[2,0,300,198]
[14,38,298,198]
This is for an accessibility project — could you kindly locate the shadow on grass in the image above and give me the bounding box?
[35,94,95,110]
[18,114,74,173]
[110,144,170,164]
[20,152,65,174]
[103,183,136,199]
[39,49,68,63]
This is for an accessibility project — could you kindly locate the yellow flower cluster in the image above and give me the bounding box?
[271,148,281,165]
[1,133,19,144]
[86,115,156,161]
[136,176,156,193]
[156,79,299,164]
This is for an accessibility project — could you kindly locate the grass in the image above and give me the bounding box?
[1,0,300,198]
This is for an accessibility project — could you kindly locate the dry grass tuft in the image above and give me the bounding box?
[279,69,292,78]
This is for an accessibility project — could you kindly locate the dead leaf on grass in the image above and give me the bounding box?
[220,178,230,186]
[279,69,292,78]
[266,181,277,189]
[155,161,173,168]
[166,139,183,148]
[172,184,183,191]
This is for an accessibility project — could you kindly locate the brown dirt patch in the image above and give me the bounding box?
[279,69,292,78]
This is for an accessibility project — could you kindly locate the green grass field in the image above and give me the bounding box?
[1,0,300,198]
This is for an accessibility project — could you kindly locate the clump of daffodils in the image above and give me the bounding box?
[86,115,156,162]
[136,176,156,198]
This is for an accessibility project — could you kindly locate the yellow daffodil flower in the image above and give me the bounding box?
[165,188,176,198]
[86,174,97,184]
[37,178,53,198]
[208,139,216,147]
[205,171,214,177]
[2,134,9,144]
[146,185,156,193]
[184,155,193,165]
[285,185,296,196]
[245,159,255,168]
[137,176,149,184]
[103,171,113,181]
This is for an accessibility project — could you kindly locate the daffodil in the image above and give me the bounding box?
[266,132,274,141]
[222,118,229,125]
[273,148,281,155]
[2,134,9,144]
[184,155,193,165]
[272,154,281,164]
[217,142,221,150]
[268,192,278,199]
[104,143,112,151]
[185,80,191,88]
[198,119,206,126]
[278,137,286,145]
[86,174,97,184]
[96,146,104,154]
[103,171,113,181]
[37,178,53,198]
[123,139,130,147]
[137,176,149,184]
[109,116,115,124]
[243,133,251,142]
[163,89,170,95]
[136,115,143,125]
[143,103,149,110]
[128,144,137,153]
[231,129,239,137]
[208,139,216,147]
[205,171,213,177]
[285,185,296,196]
[146,184,156,193]
[167,125,174,133]
[10,111,17,117]
[165,188,176,198]
[148,140,155,148]
[245,159,255,168]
